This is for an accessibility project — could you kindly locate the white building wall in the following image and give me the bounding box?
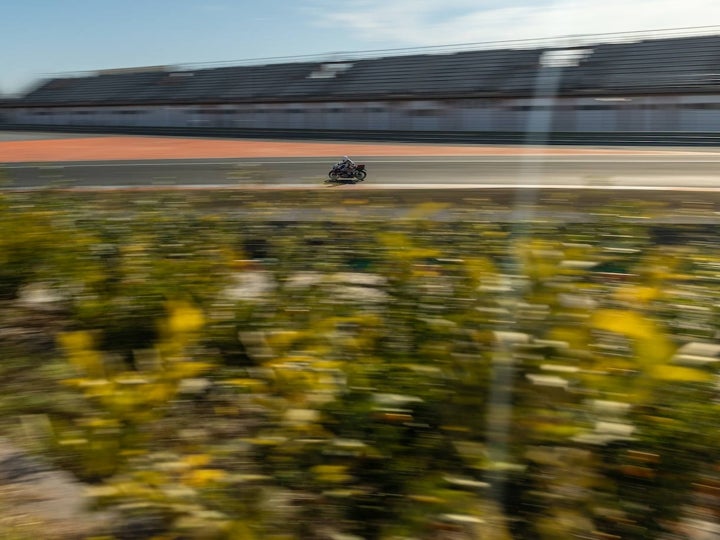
[491,105,524,132]
[575,108,615,132]
[677,96,720,131]
[457,99,494,131]
[319,104,342,130]
[346,104,367,130]
[551,101,576,132]
[5,93,720,133]
[308,105,322,129]
[365,102,391,130]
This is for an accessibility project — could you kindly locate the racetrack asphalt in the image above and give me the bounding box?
[1,131,719,191]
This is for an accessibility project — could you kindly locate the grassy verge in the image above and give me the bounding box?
[1,189,720,539]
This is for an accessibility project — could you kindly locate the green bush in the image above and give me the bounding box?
[0,191,719,538]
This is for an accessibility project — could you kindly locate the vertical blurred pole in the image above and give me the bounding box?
[514,50,570,214]
[485,48,577,506]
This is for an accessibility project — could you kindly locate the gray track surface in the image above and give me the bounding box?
[2,155,720,189]
[0,131,115,142]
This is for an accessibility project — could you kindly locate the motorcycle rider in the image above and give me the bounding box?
[335,156,355,177]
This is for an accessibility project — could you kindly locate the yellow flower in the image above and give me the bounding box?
[166,301,204,334]
[311,465,352,483]
[184,468,226,487]
[58,330,94,352]
[183,454,212,468]
[58,331,104,376]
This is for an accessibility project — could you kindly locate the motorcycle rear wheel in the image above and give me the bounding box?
[354,170,367,181]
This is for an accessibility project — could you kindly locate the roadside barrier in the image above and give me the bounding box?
[2,123,720,146]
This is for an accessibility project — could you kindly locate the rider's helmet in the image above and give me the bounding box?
[343,156,350,161]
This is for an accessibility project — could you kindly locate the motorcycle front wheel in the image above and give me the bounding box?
[328,171,339,181]
[354,170,367,181]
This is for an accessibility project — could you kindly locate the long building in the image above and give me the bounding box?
[3,31,720,135]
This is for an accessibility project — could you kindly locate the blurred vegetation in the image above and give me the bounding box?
[1,189,720,539]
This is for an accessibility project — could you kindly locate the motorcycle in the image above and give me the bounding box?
[326,163,367,184]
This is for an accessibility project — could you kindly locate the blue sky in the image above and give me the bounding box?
[3,0,718,95]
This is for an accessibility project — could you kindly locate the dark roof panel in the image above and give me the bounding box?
[15,34,720,106]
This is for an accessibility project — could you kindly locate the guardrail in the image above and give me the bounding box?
[1,123,719,147]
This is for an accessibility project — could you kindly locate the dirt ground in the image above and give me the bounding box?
[0,133,687,163]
